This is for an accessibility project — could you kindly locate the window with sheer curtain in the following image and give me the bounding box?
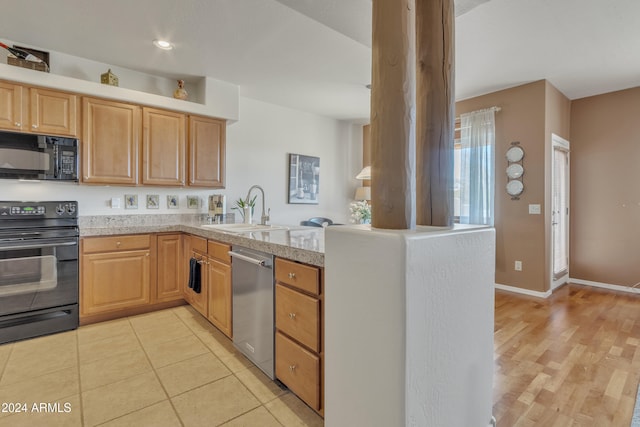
[457,109,496,226]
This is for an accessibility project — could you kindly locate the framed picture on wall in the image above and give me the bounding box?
[288,153,319,204]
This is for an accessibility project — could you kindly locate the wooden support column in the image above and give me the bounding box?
[370,0,416,229]
[415,0,454,226]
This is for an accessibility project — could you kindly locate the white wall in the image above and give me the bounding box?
[226,97,362,225]
[0,97,362,224]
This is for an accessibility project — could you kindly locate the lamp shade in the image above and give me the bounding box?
[356,166,371,180]
[354,186,371,201]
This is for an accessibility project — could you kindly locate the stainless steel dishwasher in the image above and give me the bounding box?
[229,246,275,379]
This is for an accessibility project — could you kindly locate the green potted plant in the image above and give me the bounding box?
[232,195,257,221]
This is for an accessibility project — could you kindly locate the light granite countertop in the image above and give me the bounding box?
[79,214,325,267]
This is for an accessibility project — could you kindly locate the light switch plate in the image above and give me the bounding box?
[111,197,121,209]
[528,204,541,214]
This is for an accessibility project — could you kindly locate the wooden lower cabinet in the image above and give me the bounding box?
[183,235,208,317]
[80,235,154,317]
[274,257,324,414]
[182,236,232,338]
[207,257,232,337]
[156,233,183,302]
[276,331,320,409]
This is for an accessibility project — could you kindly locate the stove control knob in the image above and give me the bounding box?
[56,204,66,215]
[67,204,76,215]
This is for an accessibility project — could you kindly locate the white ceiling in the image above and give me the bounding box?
[1,0,639,122]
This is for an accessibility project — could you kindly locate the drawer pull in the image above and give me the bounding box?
[288,272,296,279]
[288,312,297,319]
[289,364,297,372]
[116,241,121,247]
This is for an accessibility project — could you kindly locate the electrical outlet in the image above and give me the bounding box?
[515,260,522,271]
[111,197,121,209]
[529,204,541,214]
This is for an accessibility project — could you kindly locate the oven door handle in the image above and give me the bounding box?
[0,240,77,251]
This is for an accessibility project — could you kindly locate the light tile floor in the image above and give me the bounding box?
[0,306,324,427]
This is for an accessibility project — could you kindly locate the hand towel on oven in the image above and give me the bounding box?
[188,257,202,294]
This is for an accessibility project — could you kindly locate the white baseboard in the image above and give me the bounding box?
[569,277,640,295]
[495,283,552,299]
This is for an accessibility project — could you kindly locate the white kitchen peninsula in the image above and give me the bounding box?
[325,224,495,427]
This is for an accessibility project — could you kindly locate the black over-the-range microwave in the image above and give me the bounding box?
[0,130,78,181]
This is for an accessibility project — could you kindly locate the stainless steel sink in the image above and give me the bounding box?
[201,223,289,234]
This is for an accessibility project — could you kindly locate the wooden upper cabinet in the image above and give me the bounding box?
[0,81,24,132]
[0,82,77,136]
[188,115,225,188]
[82,97,141,185]
[142,107,186,186]
[29,87,78,136]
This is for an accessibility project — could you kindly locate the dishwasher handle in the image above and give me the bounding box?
[228,250,271,267]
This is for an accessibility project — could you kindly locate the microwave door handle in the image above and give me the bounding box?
[53,144,59,178]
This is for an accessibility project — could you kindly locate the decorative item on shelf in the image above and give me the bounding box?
[2,43,49,72]
[231,196,256,221]
[100,68,119,86]
[173,79,188,100]
[167,195,179,209]
[124,194,138,209]
[146,194,159,209]
[349,200,371,224]
[505,141,525,200]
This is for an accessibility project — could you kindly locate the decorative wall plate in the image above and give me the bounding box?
[506,180,524,196]
[506,146,524,162]
[506,163,524,179]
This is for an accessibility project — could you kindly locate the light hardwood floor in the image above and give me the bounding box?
[494,283,640,426]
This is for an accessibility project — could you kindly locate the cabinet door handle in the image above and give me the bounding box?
[32,124,38,129]
[146,253,150,257]
[289,364,297,372]
[14,122,21,127]
[288,312,296,319]
[288,272,296,279]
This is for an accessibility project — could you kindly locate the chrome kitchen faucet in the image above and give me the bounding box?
[244,185,270,225]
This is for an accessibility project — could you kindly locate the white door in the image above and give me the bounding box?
[551,134,570,288]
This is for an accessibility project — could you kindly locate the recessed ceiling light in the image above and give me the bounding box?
[153,39,173,50]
